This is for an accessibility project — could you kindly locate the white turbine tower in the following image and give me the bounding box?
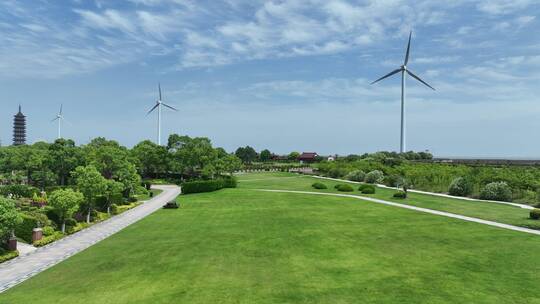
[371,31,435,153]
[147,83,178,145]
[51,104,64,139]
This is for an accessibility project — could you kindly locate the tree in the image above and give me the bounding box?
[288,152,300,161]
[259,149,272,162]
[235,146,257,163]
[49,189,84,233]
[73,165,107,223]
[168,134,219,177]
[103,180,124,214]
[0,198,21,242]
[48,139,83,185]
[131,140,169,178]
[215,154,243,176]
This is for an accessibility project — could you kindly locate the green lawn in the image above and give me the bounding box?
[2,173,540,303]
[237,172,540,230]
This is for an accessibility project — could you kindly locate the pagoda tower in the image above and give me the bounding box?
[13,105,26,146]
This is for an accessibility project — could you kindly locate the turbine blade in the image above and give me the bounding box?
[371,68,402,85]
[406,70,435,90]
[404,31,412,65]
[51,117,59,122]
[59,104,63,115]
[158,83,162,101]
[146,103,159,115]
[63,118,73,126]
[162,103,178,111]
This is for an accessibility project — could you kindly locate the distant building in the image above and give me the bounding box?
[13,105,26,146]
[327,154,338,161]
[271,154,288,161]
[298,152,318,163]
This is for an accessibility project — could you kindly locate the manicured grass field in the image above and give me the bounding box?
[2,173,540,303]
[238,172,539,230]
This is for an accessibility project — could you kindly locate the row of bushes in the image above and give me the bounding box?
[311,182,377,194]
[0,248,19,263]
[181,177,237,194]
[34,232,64,247]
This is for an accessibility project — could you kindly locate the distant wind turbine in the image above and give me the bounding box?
[147,83,178,145]
[51,104,64,139]
[371,31,435,153]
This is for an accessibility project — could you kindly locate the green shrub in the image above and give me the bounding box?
[345,170,365,182]
[67,222,89,234]
[34,232,64,247]
[312,182,328,189]
[14,213,39,243]
[0,250,18,263]
[365,170,384,184]
[182,178,237,194]
[530,209,540,220]
[393,191,407,199]
[110,204,118,214]
[42,226,55,236]
[128,196,139,203]
[448,177,473,197]
[222,176,237,188]
[336,184,354,192]
[480,182,512,202]
[113,203,138,215]
[359,184,376,194]
[135,185,149,196]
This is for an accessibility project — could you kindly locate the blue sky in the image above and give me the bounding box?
[1,0,540,157]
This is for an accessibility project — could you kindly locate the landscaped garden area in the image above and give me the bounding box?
[1,172,540,303]
[0,135,242,263]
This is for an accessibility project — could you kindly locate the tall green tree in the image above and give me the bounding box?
[131,140,169,178]
[235,146,257,164]
[103,180,124,214]
[49,189,84,233]
[73,165,107,223]
[259,149,272,162]
[0,198,21,242]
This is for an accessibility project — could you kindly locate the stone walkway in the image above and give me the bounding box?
[0,185,181,293]
[257,189,540,236]
[16,242,37,256]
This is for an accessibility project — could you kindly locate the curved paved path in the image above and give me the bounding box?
[0,185,181,293]
[257,189,540,236]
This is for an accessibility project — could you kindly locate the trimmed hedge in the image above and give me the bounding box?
[0,249,18,263]
[182,177,237,194]
[393,191,407,199]
[15,213,50,243]
[312,182,327,189]
[0,184,39,198]
[14,214,38,243]
[530,209,540,220]
[34,232,64,247]
[336,184,354,192]
[359,184,376,194]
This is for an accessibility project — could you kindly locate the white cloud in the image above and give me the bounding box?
[476,0,536,15]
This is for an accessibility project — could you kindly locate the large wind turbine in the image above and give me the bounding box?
[51,104,64,139]
[147,83,178,145]
[371,31,435,153]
